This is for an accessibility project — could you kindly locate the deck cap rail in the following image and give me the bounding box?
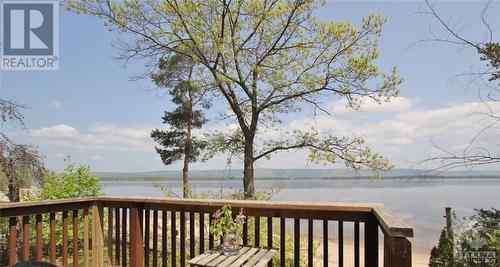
[0,196,413,238]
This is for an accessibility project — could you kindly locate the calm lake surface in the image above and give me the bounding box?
[102,178,500,255]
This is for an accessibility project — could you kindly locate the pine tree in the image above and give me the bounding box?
[429,229,455,266]
[151,55,210,198]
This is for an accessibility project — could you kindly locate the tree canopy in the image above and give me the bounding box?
[0,97,44,202]
[67,0,402,198]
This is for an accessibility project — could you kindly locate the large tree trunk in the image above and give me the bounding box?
[243,136,255,199]
[182,156,189,198]
[6,161,20,202]
[182,87,193,198]
[8,177,20,202]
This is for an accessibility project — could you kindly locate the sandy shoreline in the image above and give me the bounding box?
[311,239,429,267]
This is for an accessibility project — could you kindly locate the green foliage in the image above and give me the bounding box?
[150,55,210,166]
[35,159,102,261]
[0,159,102,266]
[154,182,283,201]
[66,0,402,197]
[40,158,102,200]
[209,204,245,237]
[479,43,500,82]
[429,229,454,266]
[429,208,500,267]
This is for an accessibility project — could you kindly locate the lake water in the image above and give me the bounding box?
[102,178,500,256]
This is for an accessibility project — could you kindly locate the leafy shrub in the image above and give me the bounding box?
[0,159,102,266]
[40,158,102,200]
[429,208,499,267]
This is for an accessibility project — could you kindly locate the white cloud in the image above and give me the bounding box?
[23,99,500,171]
[47,100,62,109]
[29,123,156,152]
[31,124,79,138]
[329,96,416,118]
[282,100,500,168]
[91,155,104,160]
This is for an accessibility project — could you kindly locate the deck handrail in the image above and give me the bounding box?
[0,196,413,238]
[0,196,413,267]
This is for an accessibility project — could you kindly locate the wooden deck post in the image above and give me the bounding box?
[130,206,144,267]
[384,236,412,267]
[92,203,104,267]
[364,217,379,267]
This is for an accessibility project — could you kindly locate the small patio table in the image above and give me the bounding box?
[188,246,278,267]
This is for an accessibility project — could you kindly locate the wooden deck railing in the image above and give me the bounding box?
[0,197,413,267]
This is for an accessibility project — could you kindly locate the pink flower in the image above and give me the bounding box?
[235,208,246,225]
[212,209,221,224]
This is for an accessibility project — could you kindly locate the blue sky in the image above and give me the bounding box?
[1,0,499,172]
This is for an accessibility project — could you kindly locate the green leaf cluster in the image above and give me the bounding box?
[150,55,210,166]
[209,204,238,237]
[40,158,102,200]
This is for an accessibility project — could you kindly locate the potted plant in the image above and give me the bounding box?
[209,204,246,256]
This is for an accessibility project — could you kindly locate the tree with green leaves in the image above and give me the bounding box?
[151,55,210,198]
[429,229,455,266]
[66,0,402,198]
[429,208,499,267]
[0,98,44,202]
[41,158,102,200]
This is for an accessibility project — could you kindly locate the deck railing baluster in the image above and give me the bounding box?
[115,208,121,265]
[50,212,56,263]
[73,210,79,267]
[242,218,248,246]
[294,219,300,267]
[199,213,205,254]
[354,221,360,267]
[62,211,69,266]
[323,219,328,267]
[338,220,344,267]
[121,208,127,267]
[308,219,313,267]
[280,217,285,265]
[267,217,273,267]
[22,215,30,261]
[153,210,158,267]
[162,210,168,267]
[171,211,177,267]
[144,209,150,267]
[36,214,43,261]
[180,211,186,267]
[9,217,17,265]
[189,211,195,259]
[108,208,113,266]
[254,216,260,246]
[84,209,90,267]
[208,211,214,250]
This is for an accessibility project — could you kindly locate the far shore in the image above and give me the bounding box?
[99,176,500,181]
